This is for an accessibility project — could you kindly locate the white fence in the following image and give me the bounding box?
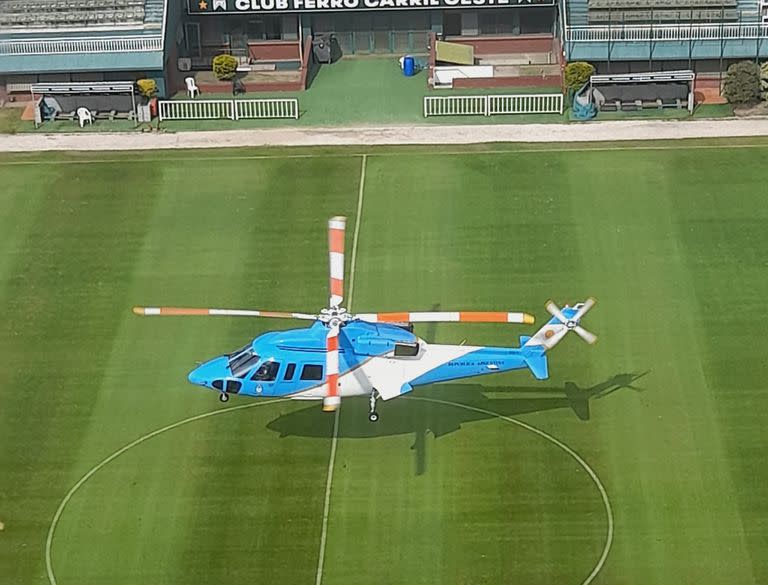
[566,23,768,43]
[423,94,563,117]
[0,36,162,55]
[158,99,299,121]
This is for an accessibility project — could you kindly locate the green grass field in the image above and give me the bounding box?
[1,140,767,585]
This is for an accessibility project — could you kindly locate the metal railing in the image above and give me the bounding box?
[236,99,298,119]
[566,22,768,42]
[159,99,299,121]
[424,94,564,117]
[0,35,163,55]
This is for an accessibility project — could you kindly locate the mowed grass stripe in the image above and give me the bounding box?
[668,150,768,583]
[50,156,364,585]
[0,163,162,585]
[320,154,605,585]
[550,149,757,584]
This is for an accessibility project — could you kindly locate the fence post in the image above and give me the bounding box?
[485,94,490,116]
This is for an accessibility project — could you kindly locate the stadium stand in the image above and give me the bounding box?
[0,0,147,29]
[587,0,740,23]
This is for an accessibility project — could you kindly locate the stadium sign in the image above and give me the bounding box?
[189,0,555,13]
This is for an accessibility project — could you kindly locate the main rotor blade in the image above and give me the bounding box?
[132,307,317,319]
[574,325,598,345]
[355,311,535,324]
[572,297,596,322]
[328,216,346,308]
[544,300,569,324]
[322,323,341,412]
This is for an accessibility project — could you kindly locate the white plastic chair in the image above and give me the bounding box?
[76,107,93,128]
[185,76,199,98]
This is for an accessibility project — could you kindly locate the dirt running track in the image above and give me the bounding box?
[2,119,768,152]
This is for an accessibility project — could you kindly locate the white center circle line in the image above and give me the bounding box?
[408,396,614,585]
[45,399,289,585]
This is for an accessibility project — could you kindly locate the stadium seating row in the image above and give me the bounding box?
[589,0,737,8]
[1,0,144,13]
[0,7,144,26]
[588,8,740,21]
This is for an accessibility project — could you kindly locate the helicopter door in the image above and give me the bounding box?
[250,360,281,396]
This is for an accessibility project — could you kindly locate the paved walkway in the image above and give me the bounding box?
[2,118,768,152]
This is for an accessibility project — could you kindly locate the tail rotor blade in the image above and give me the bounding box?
[322,324,341,412]
[574,325,598,345]
[328,216,346,308]
[545,300,569,324]
[572,297,596,322]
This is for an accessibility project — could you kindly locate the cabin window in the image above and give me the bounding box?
[394,343,419,357]
[283,363,296,381]
[251,361,280,382]
[212,380,224,390]
[300,364,323,381]
[226,380,242,393]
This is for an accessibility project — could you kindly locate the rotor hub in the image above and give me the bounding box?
[319,306,351,325]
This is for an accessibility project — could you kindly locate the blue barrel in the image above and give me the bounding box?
[403,56,416,77]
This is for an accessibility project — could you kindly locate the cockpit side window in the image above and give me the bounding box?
[394,343,419,357]
[229,350,260,378]
[251,361,280,382]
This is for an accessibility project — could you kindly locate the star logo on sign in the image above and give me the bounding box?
[198,0,207,9]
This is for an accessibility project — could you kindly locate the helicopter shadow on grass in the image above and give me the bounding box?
[266,371,648,476]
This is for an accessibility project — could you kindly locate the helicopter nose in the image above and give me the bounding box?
[188,365,207,386]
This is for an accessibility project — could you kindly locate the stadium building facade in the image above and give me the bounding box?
[562,0,768,73]
[1,0,767,98]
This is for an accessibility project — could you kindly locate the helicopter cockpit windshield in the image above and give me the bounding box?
[227,344,260,378]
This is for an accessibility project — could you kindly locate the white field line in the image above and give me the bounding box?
[346,154,366,311]
[314,408,340,585]
[45,399,289,585]
[3,118,768,152]
[1,141,768,166]
[410,396,614,585]
[314,153,367,585]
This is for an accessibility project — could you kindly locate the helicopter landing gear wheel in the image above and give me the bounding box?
[219,392,229,403]
[368,390,379,422]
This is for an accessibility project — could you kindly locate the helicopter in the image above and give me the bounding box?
[133,216,597,422]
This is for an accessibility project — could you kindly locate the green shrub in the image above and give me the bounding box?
[136,78,157,98]
[564,61,595,93]
[212,54,238,81]
[722,61,760,104]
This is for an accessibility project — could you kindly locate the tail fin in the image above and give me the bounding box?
[523,300,598,351]
[522,314,570,350]
[521,345,549,380]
